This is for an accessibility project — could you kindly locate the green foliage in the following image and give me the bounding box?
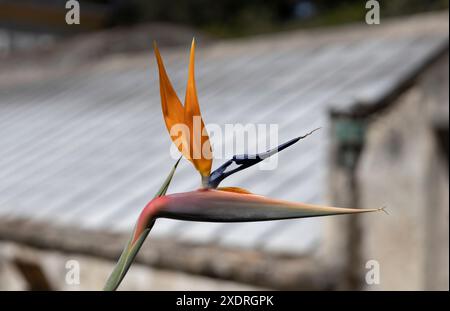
[104,0,449,37]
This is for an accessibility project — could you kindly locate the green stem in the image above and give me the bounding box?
[103,158,180,291]
[103,222,154,291]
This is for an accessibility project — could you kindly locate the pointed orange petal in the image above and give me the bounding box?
[153,42,190,160]
[184,38,212,177]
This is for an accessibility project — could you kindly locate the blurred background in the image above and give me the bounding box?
[0,0,448,290]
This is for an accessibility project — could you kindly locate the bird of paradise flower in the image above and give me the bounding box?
[104,39,385,291]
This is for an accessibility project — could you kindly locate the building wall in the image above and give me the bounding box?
[358,53,449,290]
[0,242,265,291]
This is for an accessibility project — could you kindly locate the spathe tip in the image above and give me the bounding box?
[378,206,389,215]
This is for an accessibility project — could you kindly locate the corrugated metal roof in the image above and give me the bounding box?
[0,13,448,256]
